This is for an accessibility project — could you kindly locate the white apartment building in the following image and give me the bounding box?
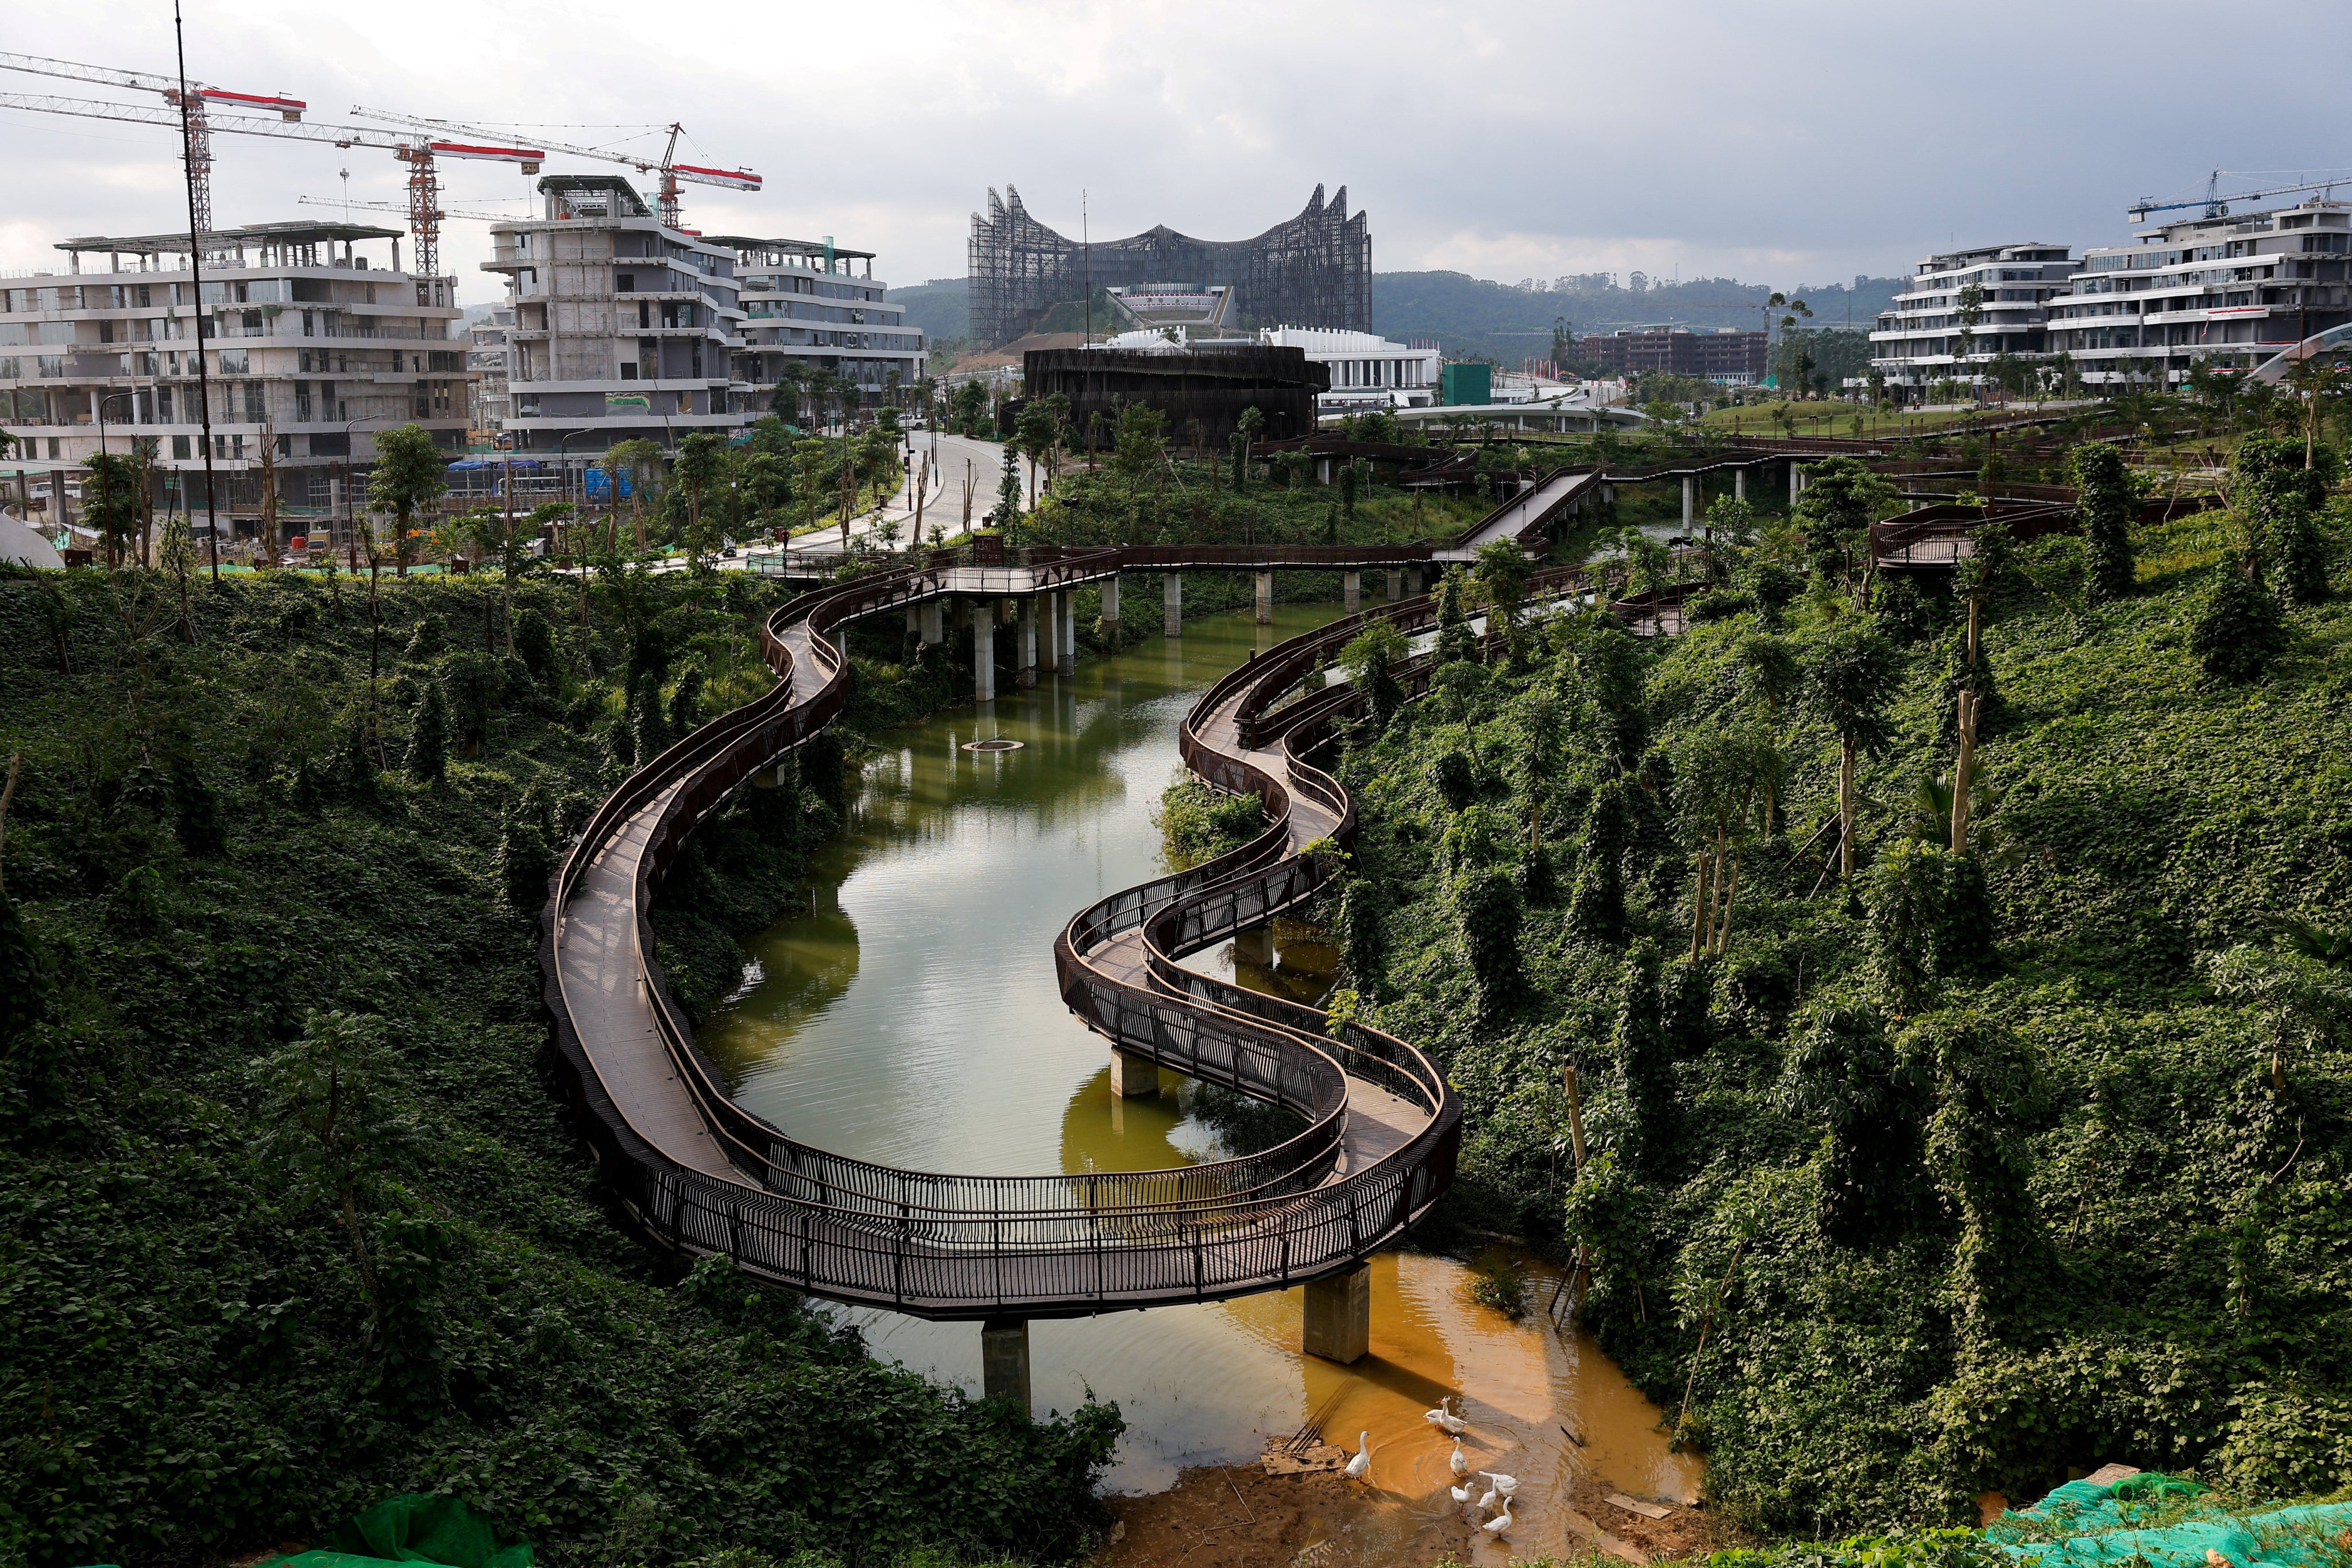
[1868,242,2075,396]
[2045,199,2352,386]
[482,175,922,455]
[727,237,924,404]
[0,219,472,525]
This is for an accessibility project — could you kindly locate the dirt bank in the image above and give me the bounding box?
[1100,1458,1731,1568]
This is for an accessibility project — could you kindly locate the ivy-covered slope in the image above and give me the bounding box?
[0,566,1118,1568]
[1322,495,2352,1532]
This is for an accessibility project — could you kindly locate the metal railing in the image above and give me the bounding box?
[542,549,1470,1318]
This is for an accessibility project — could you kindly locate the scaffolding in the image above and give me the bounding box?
[968,183,1370,347]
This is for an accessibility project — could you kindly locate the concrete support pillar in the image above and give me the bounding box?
[1303,1261,1371,1365]
[1789,463,1802,504]
[1233,924,1275,966]
[1017,597,1038,687]
[1405,566,1424,597]
[829,628,847,662]
[981,1318,1032,1411]
[906,604,921,635]
[1681,475,1694,528]
[1254,570,1275,624]
[971,601,995,703]
[1109,1044,1158,1098]
[1734,466,1747,503]
[1036,592,1059,679]
[1099,574,1120,634]
[1163,573,1183,637]
[1342,570,1361,615]
[920,600,943,645]
[1056,590,1076,674]
[1387,569,1403,603]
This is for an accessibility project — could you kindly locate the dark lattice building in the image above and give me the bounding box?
[1022,345,1327,450]
[969,184,1370,347]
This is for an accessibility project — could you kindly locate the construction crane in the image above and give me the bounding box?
[2129,169,2352,222]
[298,194,523,224]
[0,49,304,234]
[0,87,544,279]
[350,107,759,229]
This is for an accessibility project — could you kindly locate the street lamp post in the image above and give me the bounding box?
[341,415,396,573]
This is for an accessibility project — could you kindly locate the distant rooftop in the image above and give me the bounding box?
[710,236,878,264]
[56,220,403,257]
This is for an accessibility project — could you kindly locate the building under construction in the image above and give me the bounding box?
[969,184,1371,347]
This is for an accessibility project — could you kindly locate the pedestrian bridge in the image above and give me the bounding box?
[540,534,1693,1395]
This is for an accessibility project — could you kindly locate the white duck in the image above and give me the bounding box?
[1481,1469,1520,1501]
[1344,1431,1371,1481]
[1450,1477,1476,1505]
[1431,1396,1469,1435]
[1449,1436,1470,1478]
[1482,1496,1514,1538]
[1474,1478,1499,1511]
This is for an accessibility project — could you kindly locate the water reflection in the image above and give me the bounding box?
[698,604,1700,1514]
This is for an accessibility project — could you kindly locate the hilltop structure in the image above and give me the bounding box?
[968,184,1371,347]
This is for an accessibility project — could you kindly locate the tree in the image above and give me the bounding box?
[1911,1010,2044,1338]
[1806,623,1901,879]
[1566,775,1635,943]
[1864,836,1994,1012]
[1565,620,1649,775]
[1673,723,1780,959]
[2069,442,2138,603]
[1432,569,1477,664]
[1792,456,1893,597]
[1775,998,1928,1246]
[407,682,449,785]
[672,433,728,568]
[2191,542,2288,683]
[991,441,1023,540]
[252,1011,417,1343]
[366,425,447,578]
[2206,937,2352,1092]
[1015,399,1060,507]
[1337,619,1408,731]
[1469,538,1533,665]
[1609,941,1674,1172]
[1453,866,1524,1014]
[1234,405,1265,490]
[82,450,142,569]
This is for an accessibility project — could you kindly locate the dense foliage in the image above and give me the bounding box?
[0,563,1119,1568]
[1319,465,2352,1530]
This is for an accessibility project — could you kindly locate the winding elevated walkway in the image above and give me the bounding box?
[542,549,1485,1322]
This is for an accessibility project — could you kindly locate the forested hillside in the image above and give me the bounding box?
[0,565,1118,1567]
[1319,446,2352,1530]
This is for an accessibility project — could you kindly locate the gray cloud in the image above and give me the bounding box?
[3,0,2346,305]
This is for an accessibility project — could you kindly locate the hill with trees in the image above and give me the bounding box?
[1303,440,2352,1531]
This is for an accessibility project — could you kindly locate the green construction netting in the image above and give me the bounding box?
[1992,1474,2352,1568]
[258,1494,534,1568]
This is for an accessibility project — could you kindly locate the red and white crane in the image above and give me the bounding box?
[350,109,759,229]
[0,52,544,279]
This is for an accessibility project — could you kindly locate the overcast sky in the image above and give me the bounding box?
[4,1,2348,307]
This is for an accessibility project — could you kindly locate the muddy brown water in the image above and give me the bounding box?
[699,605,1700,1549]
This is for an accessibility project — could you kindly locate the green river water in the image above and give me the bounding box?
[698,603,1698,1540]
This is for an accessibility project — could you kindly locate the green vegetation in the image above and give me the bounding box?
[1152,777,1265,869]
[0,562,1117,1567]
[1308,447,2352,1531]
